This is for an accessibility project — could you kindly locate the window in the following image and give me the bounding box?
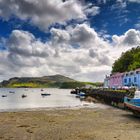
[129,78,131,83]
[124,79,127,83]
[134,77,137,82]
[136,71,139,74]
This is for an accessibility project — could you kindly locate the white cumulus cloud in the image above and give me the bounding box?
[112,29,140,47]
[0,0,85,30]
[0,0,102,31]
[0,23,140,82]
[128,0,140,3]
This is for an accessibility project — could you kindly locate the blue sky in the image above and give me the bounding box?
[0,0,140,38]
[0,0,140,82]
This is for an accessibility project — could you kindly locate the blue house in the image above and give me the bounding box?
[123,68,140,88]
[135,69,140,88]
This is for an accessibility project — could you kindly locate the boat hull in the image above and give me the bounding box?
[41,93,51,96]
[124,97,140,116]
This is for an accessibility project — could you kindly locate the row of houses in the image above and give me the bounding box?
[104,68,140,89]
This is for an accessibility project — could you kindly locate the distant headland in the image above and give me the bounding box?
[0,74,103,89]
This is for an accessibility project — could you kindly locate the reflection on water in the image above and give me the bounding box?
[0,88,106,112]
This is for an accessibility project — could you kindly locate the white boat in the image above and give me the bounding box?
[76,92,86,98]
[124,90,140,116]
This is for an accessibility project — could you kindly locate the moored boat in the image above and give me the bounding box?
[70,90,77,94]
[124,90,140,116]
[76,92,86,99]
[2,95,7,97]
[21,94,27,98]
[9,91,15,93]
[41,93,51,96]
[78,92,86,97]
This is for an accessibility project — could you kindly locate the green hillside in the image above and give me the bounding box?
[0,74,101,89]
[112,46,140,73]
[0,75,74,88]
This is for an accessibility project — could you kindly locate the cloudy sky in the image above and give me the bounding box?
[0,0,140,82]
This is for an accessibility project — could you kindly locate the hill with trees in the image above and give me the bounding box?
[112,46,140,73]
[0,74,102,89]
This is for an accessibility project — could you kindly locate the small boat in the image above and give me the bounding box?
[2,95,7,97]
[41,89,44,91]
[21,94,27,98]
[75,92,86,98]
[77,92,86,97]
[9,91,15,93]
[41,93,51,96]
[70,90,77,94]
[124,90,140,116]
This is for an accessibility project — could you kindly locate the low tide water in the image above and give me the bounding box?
[0,88,107,112]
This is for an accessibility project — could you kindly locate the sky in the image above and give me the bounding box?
[0,0,140,82]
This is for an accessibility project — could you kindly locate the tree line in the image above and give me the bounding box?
[112,46,140,73]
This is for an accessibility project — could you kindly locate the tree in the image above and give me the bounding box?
[112,46,140,73]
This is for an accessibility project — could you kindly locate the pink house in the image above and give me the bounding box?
[109,72,124,88]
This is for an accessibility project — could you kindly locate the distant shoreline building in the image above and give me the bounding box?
[104,68,140,89]
[104,75,110,88]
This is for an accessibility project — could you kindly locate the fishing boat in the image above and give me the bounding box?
[124,90,140,116]
[75,92,86,98]
[9,91,15,93]
[78,91,86,97]
[70,90,77,94]
[41,93,51,96]
[21,94,27,98]
[2,95,7,97]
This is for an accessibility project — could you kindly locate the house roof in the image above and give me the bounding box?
[107,68,140,79]
[110,72,124,78]
[135,68,140,72]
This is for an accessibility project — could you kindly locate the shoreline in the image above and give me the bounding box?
[0,107,140,140]
[0,102,108,113]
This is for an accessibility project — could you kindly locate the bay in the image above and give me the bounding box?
[0,88,106,112]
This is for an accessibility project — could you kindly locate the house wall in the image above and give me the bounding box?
[109,73,124,88]
[123,72,134,86]
[104,69,140,89]
[123,70,140,88]
[104,77,110,88]
[138,73,140,88]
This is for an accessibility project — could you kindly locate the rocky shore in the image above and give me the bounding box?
[0,107,140,140]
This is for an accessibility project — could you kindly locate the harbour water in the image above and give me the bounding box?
[0,88,107,112]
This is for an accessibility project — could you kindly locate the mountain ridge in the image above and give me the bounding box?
[0,74,83,88]
[0,74,103,88]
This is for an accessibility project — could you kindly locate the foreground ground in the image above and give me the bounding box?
[0,107,140,140]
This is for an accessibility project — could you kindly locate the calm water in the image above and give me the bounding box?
[0,88,106,112]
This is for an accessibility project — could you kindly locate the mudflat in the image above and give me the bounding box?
[0,107,140,140]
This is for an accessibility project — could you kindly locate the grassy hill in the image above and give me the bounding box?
[0,74,102,89]
[0,75,74,88]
